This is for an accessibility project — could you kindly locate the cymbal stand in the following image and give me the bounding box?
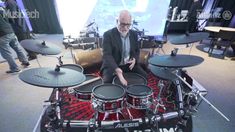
[43,88,63,132]
[66,39,75,64]
[153,41,166,56]
[35,56,42,67]
[174,73,230,122]
[32,87,62,132]
[153,80,166,114]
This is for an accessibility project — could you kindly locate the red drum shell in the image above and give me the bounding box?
[74,74,103,101]
[92,84,125,113]
[126,85,153,109]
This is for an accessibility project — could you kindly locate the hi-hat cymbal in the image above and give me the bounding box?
[19,67,86,88]
[148,54,204,68]
[20,39,61,55]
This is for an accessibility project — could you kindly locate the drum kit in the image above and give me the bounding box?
[18,38,230,132]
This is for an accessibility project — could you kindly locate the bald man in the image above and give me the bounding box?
[101,10,147,86]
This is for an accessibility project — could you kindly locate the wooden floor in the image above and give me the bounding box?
[0,34,235,132]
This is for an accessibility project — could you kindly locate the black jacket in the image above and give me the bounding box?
[0,10,14,37]
[101,27,140,72]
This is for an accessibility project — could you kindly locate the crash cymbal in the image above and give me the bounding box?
[170,32,209,45]
[148,54,204,68]
[19,67,86,88]
[20,39,61,55]
[149,65,177,81]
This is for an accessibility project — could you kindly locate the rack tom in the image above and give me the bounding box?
[92,84,125,113]
[126,85,153,109]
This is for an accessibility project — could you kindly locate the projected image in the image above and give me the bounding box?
[56,0,170,37]
[86,0,170,36]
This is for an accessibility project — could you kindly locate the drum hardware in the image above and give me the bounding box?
[171,48,179,56]
[19,66,86,132]
[174,73,230,122]
[57,55,63,66]
[153,80,166,114]
[62,111,182,130]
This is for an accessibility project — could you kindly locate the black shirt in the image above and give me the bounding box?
[0,9,14,37]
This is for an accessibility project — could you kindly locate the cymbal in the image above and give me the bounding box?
[20,39,61,55]
[19,67,86,88]
[148,54,204,68]
[170,32,209,45]
[149,65,177,81]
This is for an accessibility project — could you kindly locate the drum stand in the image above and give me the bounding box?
[174,72,230,121]
[153,80,166,114]
[33,88,63,132]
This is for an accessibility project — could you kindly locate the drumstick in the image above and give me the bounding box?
[67,76,101,93]
[77,76,101,87]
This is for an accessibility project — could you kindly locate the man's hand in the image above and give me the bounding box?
[127,58,136,70]
[115,68,127,86]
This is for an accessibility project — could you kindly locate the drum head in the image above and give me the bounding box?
[127,85,152,96]
[60,64,84,73]
[92,84,125,100]
[74,74,103,93]
[113,72,147,86]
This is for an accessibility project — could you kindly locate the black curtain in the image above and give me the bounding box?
[170,0,193,12]
[22,0,63,34]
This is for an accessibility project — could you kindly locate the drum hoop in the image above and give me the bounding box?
[92,84,125,100]
[127,93,153,98]
[73,74,103,93]
[126,84,153,96]
[92,95,124,103]
[74,90,91,95]
[113,72,147,85]
[60,64,84,73]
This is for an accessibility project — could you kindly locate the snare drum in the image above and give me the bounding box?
[113,72,147,86]
[126,85,153,109]
[92,84,125,113]
[60,64,84,73]
[74,74,103,101]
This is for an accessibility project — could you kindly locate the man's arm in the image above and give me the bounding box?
[102,30,119,71]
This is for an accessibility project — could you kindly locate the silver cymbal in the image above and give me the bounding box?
[21,39,62,55]
[19,67,86,88]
